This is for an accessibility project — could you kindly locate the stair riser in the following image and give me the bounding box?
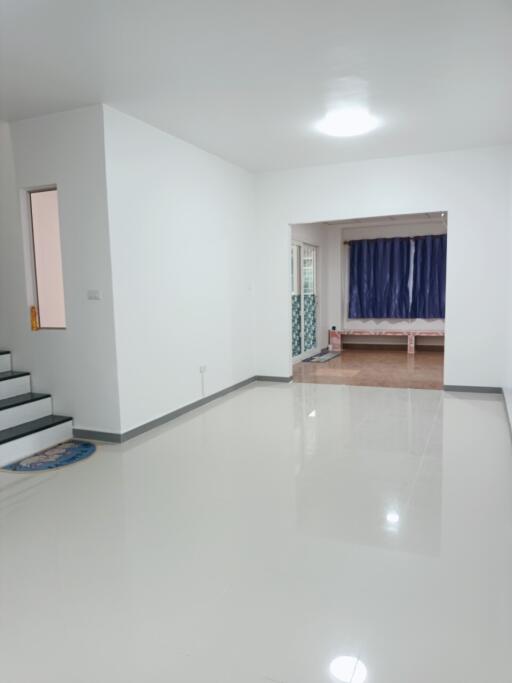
[0,421,73,468]
[0,398,53,431]
[0,376,31,400]
[0,355,11,372]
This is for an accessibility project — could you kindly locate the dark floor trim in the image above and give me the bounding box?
[76,381,507,444]
[73,375,291,443]
[73,428,123,443]
[254,375,293,382]
[444,385,503,394]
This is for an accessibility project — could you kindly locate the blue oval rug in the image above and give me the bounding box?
[3,440,96,472]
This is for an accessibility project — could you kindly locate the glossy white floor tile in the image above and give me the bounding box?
[1,383,511,683]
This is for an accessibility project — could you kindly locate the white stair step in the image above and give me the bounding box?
[0,352,11,373]
[0,393,53,430]
[0,416,73,468]
[0,371,31,399]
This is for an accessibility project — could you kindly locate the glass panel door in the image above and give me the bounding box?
[291,242,318,358]
[291,243,302,357]
[302,244,317,352]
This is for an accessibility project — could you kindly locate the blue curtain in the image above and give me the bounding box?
[410,234,447,318]
[349,237,411,318]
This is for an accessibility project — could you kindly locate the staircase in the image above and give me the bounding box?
[0,351,73,468]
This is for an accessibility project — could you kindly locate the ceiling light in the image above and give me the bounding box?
[308,410,317,418]
[316,107,380,137]
[330,656,368,683]
[386,511,400,525]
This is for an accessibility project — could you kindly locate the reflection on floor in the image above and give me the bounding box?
[1,381,511,683]
[294,347,444,389]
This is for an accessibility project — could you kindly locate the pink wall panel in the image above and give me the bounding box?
[30,189,66,328]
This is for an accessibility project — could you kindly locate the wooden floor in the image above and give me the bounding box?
[293,347,444,389]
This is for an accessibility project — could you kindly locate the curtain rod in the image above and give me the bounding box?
[343,234,444,245]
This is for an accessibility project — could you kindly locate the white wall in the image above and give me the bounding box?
[2,105,255,436]
[3,106,511,435]
[254,146,512,388]
[0,107,121,433]
[0,122,18,357]
[102,107,255,433]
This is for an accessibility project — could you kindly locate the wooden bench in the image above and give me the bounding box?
[329,329,444,354]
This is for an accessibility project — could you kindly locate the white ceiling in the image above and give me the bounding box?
[1,0,511,171]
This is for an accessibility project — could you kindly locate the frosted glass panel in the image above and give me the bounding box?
[292,294,302,356]
[30,189,66,328]
[303,294,317,351]
[302,245,316,295]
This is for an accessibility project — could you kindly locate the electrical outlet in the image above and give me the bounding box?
[199,365,207,374]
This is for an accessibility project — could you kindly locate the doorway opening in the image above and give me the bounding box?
[290,212,447,390]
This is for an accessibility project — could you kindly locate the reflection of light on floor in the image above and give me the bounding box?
[329,656,368,683]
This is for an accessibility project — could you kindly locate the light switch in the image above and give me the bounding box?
[87,289,102,301]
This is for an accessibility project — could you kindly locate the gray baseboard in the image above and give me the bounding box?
[73,374,292,443]
[73,428,123,443]
[444,385,503,394]
[254,375,293,382]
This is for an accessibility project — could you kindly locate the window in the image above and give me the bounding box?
[28,188,66,329]
[302,244,316,295]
